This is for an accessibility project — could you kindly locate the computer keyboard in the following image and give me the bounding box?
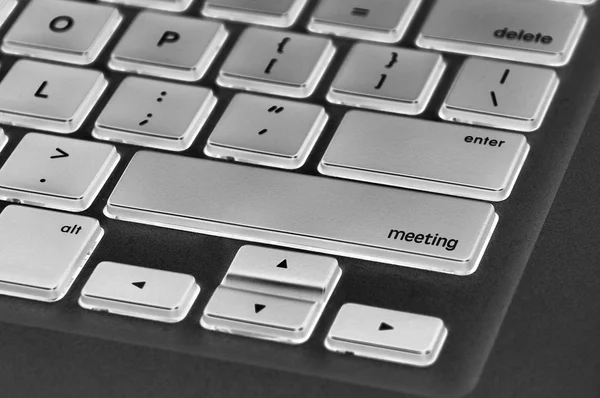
[0,0,598,395]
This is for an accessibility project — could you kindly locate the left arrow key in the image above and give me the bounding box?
[79,262,200,323]
[132,281,146,289]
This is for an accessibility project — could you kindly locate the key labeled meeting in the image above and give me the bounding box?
[106,152,498,275]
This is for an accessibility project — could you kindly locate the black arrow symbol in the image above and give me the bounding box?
[254,304,266,314]
[276,260,288,269]
[50,148,69,159]
[378,322,394,331]
[132,281,146,289]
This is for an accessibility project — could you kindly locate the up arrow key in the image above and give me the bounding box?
[276,259,288,269]
[50,148,69,159]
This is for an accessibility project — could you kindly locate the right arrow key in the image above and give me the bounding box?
[326,304,448,367]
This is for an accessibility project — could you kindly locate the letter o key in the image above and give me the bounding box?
[49,16,74,33]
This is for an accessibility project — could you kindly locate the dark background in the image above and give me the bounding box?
[1,113,599,398]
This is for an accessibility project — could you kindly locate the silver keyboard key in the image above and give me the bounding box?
[223,245,341,302]
[205,94,327,169]
[325,304,447,367]
[0,205,103,302]
[416,0,586,67]
[218,27,335,98]
[106,152,498,275]
[440,58,559,132]
[308,0,422,43]
[319,111,529,202]
[328,44,445,115]
[79,262,200,323]
[0,133,119,212]
[0,60,107,134]
[101,0,192,12]
[94,77,216,151]
[201,286,319,344]
[2,0,122,65]
[202,0,308,28]
[110,11,228,81]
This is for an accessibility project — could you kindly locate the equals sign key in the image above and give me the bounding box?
[351,7,370,17]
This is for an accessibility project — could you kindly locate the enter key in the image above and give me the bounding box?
[319,111,529,202]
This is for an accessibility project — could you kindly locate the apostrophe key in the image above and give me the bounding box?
[205,93,327,169]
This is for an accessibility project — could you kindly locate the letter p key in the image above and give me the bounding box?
[157,31,180,47]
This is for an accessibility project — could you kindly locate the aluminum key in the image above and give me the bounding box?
[106,152,497,275]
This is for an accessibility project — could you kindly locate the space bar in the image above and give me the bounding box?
[106,152,498,275]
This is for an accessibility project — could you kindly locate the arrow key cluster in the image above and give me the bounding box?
[79,262,200,323]
[201,245,341,345]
